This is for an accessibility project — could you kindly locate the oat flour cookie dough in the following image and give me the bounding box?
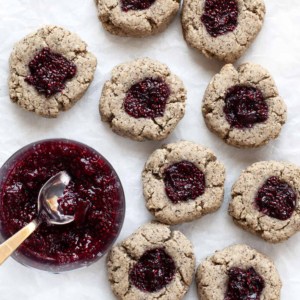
[182,0,265,62]
[107,222,195,300]
[229,161,300,243]
[202,63,287,148]
[196,244,282,300]
[100,58,186,141]
[96,0,179,37]
[9,26,97,118]
[142,141,225,225]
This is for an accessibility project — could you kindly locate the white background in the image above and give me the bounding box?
[0,0,300,299]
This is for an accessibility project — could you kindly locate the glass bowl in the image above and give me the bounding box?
[0,139,125,272]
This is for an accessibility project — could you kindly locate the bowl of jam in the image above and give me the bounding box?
[0,139,125,272]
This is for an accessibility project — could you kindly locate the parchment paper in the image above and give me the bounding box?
[0,0,299,299]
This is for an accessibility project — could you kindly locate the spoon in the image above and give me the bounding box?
[0,171,73,265]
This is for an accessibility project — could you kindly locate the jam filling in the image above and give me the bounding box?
[255,176,297,221]
[163,161,205,204]
[121,0,156,12]
[129,248,176,293]
[201,0,239,37]
[224,85,268,129]
[124,77,170,119]
[225,267,265,300]
[25,47,77,97]
[0,140,124,265]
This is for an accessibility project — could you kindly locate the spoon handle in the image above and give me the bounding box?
[0,220,39,265]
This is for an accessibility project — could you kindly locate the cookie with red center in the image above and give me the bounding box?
[229,161,300,243]
[182,0,265,62]
[9,26,97,118]
[196,244,282,300]
[100,58,186,141]
[202,63,287,148]
[142,141,225,225]
[107,222,195,299]
[96,0,179,37]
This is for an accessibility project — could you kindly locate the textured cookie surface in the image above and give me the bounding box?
[182,0,266,62]
[9,25,97,118]
[96,0,179,37]
[100,58,186,141]
[202,63,287,148]
[143,141,225,224]
[107,222,195,300]
[196,244,282,300]
[229,161,300,243]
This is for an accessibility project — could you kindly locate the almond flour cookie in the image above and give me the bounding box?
[100,58,186,141]
[96,0,179,37]
[202,63,287,148]
[196,244,282,300]
[182,0,266,62]
[229,161,300,243]
[9,26,97,118]
[107,222,195,300]
[142,141,225,225]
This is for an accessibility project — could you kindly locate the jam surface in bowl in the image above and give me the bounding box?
[0,139,125,271]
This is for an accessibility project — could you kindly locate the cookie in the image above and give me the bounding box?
[96,0,179,37]
[100,58,186,141]
[229,161,300,243]
[196,244,282,300]
[202,63,287,148]
[107,222,195,300]
[182,0,265,62]
[142,141,225,225]
[9,25,97,118]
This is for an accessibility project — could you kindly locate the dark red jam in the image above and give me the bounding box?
[225,267,265,300]
[163,161,205,204]
[129,248,176,293]
[255,176,297,221]
[121,0,156,12]
[224,85,268,129]
[0,140,125,266]
[124,77,170,119]
[201,0,238,37]
[25,47,77,97]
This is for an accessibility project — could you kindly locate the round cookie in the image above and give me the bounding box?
[107,222,195,300]
[100,58,186,141]
[196,244,282,300]
[202,63,287,148]
[182,0,266,62]
[9,25,97,118]
[96,0,179,37]
[229,161,300,243]
[142,141,225,224]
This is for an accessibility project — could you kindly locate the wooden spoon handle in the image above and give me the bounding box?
[0,220,39,265]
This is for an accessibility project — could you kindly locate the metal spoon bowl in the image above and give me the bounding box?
[38,171,74,225]
[0,171,73,265]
